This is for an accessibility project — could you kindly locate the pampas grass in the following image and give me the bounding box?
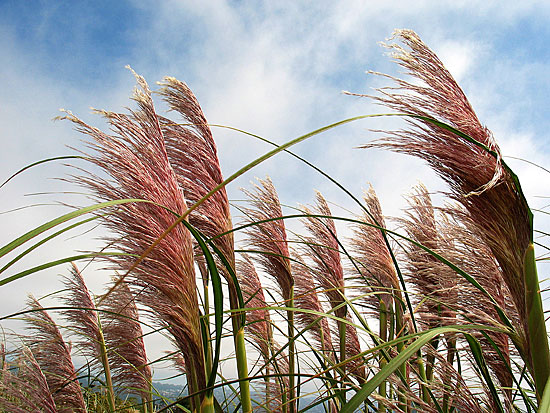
[301,192,366,381]
[0,346,58,413]
[241,176,296,410]
[356,30,549,397]
[1,28,548,413]
[62,263,115,410]
[59,70,208,411]
[158,76,252,413]
[100,279,152,410]
[25,297,87,412]
[237,255,288,413]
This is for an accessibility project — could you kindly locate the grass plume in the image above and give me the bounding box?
[100,278,152,409]
[301,191,365,381]
[360,28,531,339]
[61,70,207,410]
[0,346,58,413]
[237,255,288,413]
[356,28,548,399]
[241,176,296,410]
[24,296,87,412]
[158,76,251,412]
[61,263,115,410]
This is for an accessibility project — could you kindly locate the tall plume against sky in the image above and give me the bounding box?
[61,264,105,373]
[242,177,293,303]
[362,29,531,330]
[158,72,252,411]
[24,297,87,412]
[350,184,400,315]
[301,192,365,379]
[100,279,152,405]
[61,70,207,407]
[359,28,549,399]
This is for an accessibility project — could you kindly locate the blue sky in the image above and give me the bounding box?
[1,1,549,379]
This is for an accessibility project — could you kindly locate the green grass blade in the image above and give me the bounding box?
[0,215,99,275]
[341,326,458,413]
[0,199,149,259]
[539,374,550,412]
[180,220,223,393]
[0,252,128,286]
[524,243,550,401]
[464,333,505,413]
[0,155,83,189]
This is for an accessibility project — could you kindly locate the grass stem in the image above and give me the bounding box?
[287,288,296,413]
[378,299,388,412]
[234,326,252,413]
[96,318,115,412]
[524,243,550,401]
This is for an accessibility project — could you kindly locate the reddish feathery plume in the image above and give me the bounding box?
[350,184,400,314]
[0,346,58,413]
[100,279,152,403]
[292,252,334,359]
[359,29,531,338]
[168,350,187,375]
[242,177,293,301]
[301,192,346,317]
[237,255,288,412]
[397,184,457,330]
[61,70,206,402]
[156,79,249,386]
[423,347,489,413]
[301,191,365,378]
[61,263,103,369]
[440,206,515,401]
[157,77,234,269]
[24,296,87,412]
[237,255,290,373]
[237,254,273,362]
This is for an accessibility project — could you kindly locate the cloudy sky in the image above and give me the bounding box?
[1,1,549,379]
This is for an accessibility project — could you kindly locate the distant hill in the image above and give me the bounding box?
[76,378,327,412]
[150,382,328,412]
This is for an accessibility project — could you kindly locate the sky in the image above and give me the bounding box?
[1,0,550,382]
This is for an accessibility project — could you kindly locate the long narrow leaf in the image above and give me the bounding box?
[0,155,82,189]
[0,252,129,286]
[0,199,149,259]
[341,326,459,413]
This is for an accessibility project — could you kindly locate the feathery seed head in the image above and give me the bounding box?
[157,76,235,269]
[361,29,530,334]
[100,279,152,401]
[237,254,272,361]
[242,177,293,300]
[62,263,102,364]
[350,184,399,313]
[292,253,334,357]
[0,346,58,413]
[398,184,457,329]
[300,191,346,315]
[63,71,206,395]
[24,297,86,412]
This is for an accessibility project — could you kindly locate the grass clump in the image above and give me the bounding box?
[1,29,548,412]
